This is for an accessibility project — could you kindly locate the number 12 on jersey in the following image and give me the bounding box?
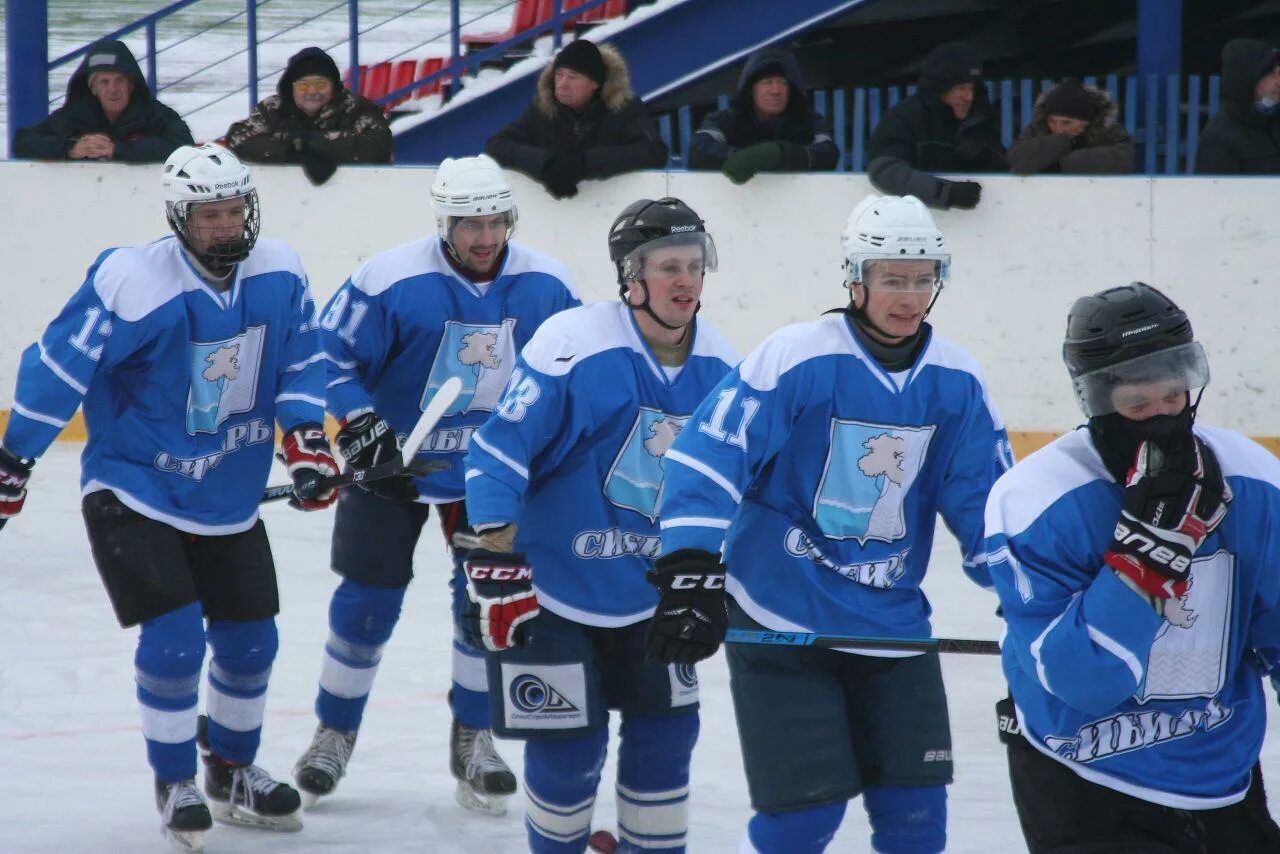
[698,388,759,450]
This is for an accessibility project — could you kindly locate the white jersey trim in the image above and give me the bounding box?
[538,587,653,628]
[663,449,742,504]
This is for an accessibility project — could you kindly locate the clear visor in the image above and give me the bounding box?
[621,233,718,281]
[1072,341,1209,417]
[448,209,517,242]
[845,258,948,292]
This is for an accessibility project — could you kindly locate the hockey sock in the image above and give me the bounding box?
[524,727,609,852]
[317,578,405,732]
[136,602,206,782]
[616,713,698,852]
[864,784,947,854]
[744,801,846,854]
[449,564,490,727]
[204,617,277,765]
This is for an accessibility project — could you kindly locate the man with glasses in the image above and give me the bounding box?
[226,46,391,185]
[294,154,579,816]
[653,194,1011,853]
[985,282,1280,852]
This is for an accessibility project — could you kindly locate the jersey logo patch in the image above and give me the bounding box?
[604,407,689,522]
[422,319,517,416]
[186,325,266,435]
[1137,549,1233,701]
[812,419,936,544]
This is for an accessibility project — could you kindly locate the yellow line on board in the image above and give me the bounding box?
[1,413,1276,461]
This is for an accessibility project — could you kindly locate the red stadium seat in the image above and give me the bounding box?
[386,59,417,108]
[342,64,369,94]
[415,57,447,98]
[363,62,392,103]
[461,0,543,47]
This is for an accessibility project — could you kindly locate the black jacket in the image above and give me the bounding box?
[13,39,193,162]
[225,46,392,170]
[867,43,1007,208]
[687,47,838,171]
[1195,39,1280,175]
[485,43,668,184]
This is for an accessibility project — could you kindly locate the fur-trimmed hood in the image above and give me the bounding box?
[535,42,635,118]
[1027,82,1127,145]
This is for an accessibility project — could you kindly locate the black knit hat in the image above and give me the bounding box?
[284,47,342,91]
[553,39,606,85]
[1042,78,1097,121]
[919,41,982,93]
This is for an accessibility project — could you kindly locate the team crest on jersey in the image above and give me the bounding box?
[1137,550,1233,702]
[186,326,266,435]
[604,408,689,521]
[812,419,936,544]
[422,319,517,416]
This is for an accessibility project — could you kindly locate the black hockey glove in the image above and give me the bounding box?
[0,446,34,532]
[336,413,419,503]
[645,549,729,665]
[461,549,538,652]
[945,180,982,209]
[1103,436,1231,600]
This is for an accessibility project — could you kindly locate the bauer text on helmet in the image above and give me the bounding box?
[162,143,260,278]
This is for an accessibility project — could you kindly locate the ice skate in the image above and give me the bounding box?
[198,714,303,832]
[293,723,357,809]
[155,778,212,852]
[450,718,517,815]
[588,829,619,853]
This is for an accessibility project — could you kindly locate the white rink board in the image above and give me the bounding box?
[0,164,1275,435]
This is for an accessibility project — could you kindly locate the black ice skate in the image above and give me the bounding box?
[155,778,212,852]
[293,723,358,809]
[197,714,303,832]
[450,718,517,815]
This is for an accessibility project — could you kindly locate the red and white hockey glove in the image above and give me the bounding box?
[1104,437,1231,599]
[280,423,338,511]
[462,549,538,652]
[0,446,34,532]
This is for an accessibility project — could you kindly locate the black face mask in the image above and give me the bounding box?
[1088,401,1195,482]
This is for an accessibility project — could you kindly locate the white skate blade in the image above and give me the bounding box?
[299,789,321,810]
[164,827,207,852]
[454,781,508,816]
[210,801,303,832]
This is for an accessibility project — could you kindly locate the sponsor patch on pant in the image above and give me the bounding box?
[500,662,589,730]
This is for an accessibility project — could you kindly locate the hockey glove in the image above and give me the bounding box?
[645,549,729,665]
[336,413,418,503]
[461,549,538,652]
[541,154,584,199]
[0,446,34,532]
[944,180,982,209]
[1103,437,1231,599]
[280,423,338,511]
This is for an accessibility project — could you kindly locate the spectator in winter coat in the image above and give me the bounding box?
[226,46,392,185]
[867,41,1007,210]
[1195,39,1280,174]
[485,39,668,199]
[688,46,839,183]
[1009,78,1134,175]
[13,39,193,163]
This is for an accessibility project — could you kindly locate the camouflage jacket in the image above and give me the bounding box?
[225,89,392,164]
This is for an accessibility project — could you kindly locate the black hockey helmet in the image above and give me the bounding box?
[1063,282,1208,417]
[607,197,717,294]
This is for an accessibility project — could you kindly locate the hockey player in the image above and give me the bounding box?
[294,153,579,814]
[653,195,1011,854]
[985,282,1280,852]
[461,197,739,852]
[0,143,333,851]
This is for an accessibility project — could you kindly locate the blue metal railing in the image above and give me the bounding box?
[655,73,1226,175]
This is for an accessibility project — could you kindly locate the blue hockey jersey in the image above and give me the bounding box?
[985,425,1280,808]
[3,236,324,534]
[465,301,740,626]
[660,313,1011,643]
[321,238,579,503]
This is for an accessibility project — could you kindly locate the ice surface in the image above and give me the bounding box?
[1,443,1276,852]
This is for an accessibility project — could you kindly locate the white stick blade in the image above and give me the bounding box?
[403,375,464,466]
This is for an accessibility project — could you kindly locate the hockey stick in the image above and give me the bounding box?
[260,376,463,504]
[724,628,1001,656]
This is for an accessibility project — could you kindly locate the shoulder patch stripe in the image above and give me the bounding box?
[471,432,529,481]
[663,449,742,504]
[38,343,88,395]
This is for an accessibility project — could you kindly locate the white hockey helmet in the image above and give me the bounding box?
[430,154,517,244]
[840,194,950,288]
[161,143,260,275]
